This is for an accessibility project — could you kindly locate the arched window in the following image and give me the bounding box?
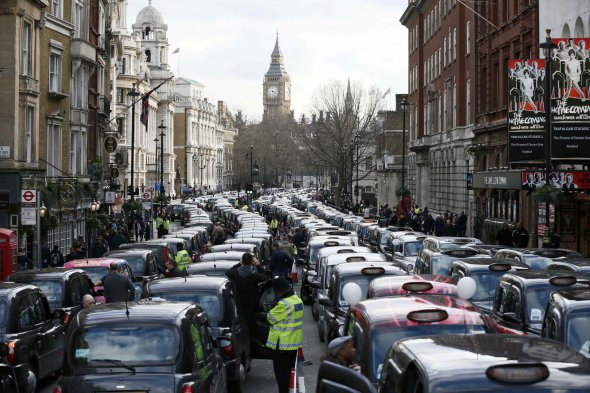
[574,17,584,37]
[562,23,571,39]
[495,153,500,169]
[481,154,487,171]
[145,49,151,63]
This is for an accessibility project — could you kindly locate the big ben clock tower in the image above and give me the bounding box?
[263,34,291,120]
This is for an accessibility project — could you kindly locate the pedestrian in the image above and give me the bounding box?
[457,212,467,237]
[270,217,279,238]
[163,216,171,236]
[103,262,135,303]
[48,244,65,267]
[17,248,33,271]
[226,252,267,319]
[41,241,51,268]
[175,242,192,272]
[270,243,294,280]
[68,294,96,324]
[144,221,152,241]
[496,222,513,247]
[320,336,361,372]
[266,277,303,393]
[91,237,109,258]
[164,259,183,278]
[512,222,530,248]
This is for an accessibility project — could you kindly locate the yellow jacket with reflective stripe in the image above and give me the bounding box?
[266,294,303,351]
[175,249,191,270]
[270,219,279,229]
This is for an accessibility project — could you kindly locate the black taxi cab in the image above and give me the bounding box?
[7,268,94,325]
[103,249,162,284]
[367,274,458,298]
[542,287,590,357]
[379,334,590,393]
[494,248,581,270]
[491,271,586,336]
[0,283,64,393]
[0,360,19,393]
[546,259,590,273]
[186,261,239,277]
[141,276,249,392]
[414,247,489,276]
[317,262,404,343]
[448,258,529,314]
[343,294,494,385]
[55,300,226,393]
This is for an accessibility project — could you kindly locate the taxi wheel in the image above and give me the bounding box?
[26,365,38,393]
[227,379,241,393]
[318,323,325,342]
[312,303,319,321]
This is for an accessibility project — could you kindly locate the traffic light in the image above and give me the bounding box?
[245,183,253,194]
[127,185,133,196]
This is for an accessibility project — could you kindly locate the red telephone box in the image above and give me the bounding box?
[0,229,17,280]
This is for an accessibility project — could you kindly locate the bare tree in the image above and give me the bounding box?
[295,80,384,206]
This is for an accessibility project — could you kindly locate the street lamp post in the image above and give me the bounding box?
[127,84,140,199]
[400,98,409,193]
[539,29,556,247]
[158,120,166,208]
[354,132,360,205]
[192,153,198,189]
[340,146,347,203]
[249,145,254,186]
[154,138,159,190]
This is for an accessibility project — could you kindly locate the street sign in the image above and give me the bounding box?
[142,202,152,210]
[0,146,10,159]
[142,192,151,200]
[21,190,36,204]
[146,187,154,193]
[21,207,36,225]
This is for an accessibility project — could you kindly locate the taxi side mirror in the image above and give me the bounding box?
[318,298,336,308]
[502,312,521,324]
[51,309,65,321]
[309,279,321,289]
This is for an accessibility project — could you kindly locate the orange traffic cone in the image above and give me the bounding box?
[289,367,298,393]
[297,347,312,366]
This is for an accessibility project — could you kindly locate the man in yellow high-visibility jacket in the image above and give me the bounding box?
[266,278,303,393]
[175,243,191,272]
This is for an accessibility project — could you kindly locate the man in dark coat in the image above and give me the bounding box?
[49,244,65,267]
[496,222,514,247]
[226,252,267,318]
[103,262,135,303]
[512,222,530,248]
[320,336,361,372]
[457,212,468,237]
[270,243,294,280]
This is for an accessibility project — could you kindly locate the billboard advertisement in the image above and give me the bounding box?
[550,38,590,159]
[507,59,546,163]
[521,170,590,190]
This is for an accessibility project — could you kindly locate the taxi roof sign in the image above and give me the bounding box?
[486,363,549,384]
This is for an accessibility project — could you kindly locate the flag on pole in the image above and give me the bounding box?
[172,48,180,54]
[140,93,150,128]
[382,88,391,99]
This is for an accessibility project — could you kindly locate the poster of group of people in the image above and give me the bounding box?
[507,59,546,162]
[521,170,590,190]
[550,37,590,159]
[508,37,590,162]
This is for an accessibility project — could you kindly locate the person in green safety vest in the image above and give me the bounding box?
[270,217,279,238]
[175,242,191,272]
[163,216,171,236]
[266,277,303,393]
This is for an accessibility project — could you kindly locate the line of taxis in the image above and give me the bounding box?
[286,193,590,393]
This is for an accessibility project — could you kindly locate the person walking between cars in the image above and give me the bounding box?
[49,244,65,267]
[270,217,279,238]
[103,262,135,303]
[512,221,530,248]
[266,277,303,393]
[226,252,267,319]
[164,259,183,278]
[496,222,514,247]
[175,243,192,272]
[321,336,361,372]
[68,294,96,323]
[270,243,294,280]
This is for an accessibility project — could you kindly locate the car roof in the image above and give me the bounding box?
[353,295,483,328]
[78,300,199,325]
[200,251,245,260]
[554,287,590,303]
[394,334,590,389]
[452,257,529,269]
[308,238,352,247]
[8,268,84,280]
[369,274,458,298]
[0,282,40,296]
[325,253,386,265]
[146,276,228,293]
[334,262,402,276]
[65,258,128,268]
[318,246,372,258]
[210,244,256,251]
[105,249,153,257]
[187,261,236,272]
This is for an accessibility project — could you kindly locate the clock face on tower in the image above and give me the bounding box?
[267,86,279,98]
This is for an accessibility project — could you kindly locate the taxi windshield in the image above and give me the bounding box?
[370,324,487,381]
[116,256,145,276]
[430,255,454,275]
[308,246,322,268]
[0,301,7,328]
[524,287,554,324]
[337,276,373,306]
[79,267,109,284]
[522,255,553,270]
[72,324,178,366]
[380,232,390,245]
[32,280,64,305]
[566,312,590,357]
[469,271,505,302]
[149,292,222,321]
[403,241,423,257]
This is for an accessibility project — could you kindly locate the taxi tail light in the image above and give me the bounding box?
[63,310,71,325]
[402,282,434,292]
[6,341,15,363]
[549,276,578,286]
[406,309,449,323]
[182,382,195,393]
[486,363,549,384]
[219,336,234,358]
[53,386,63,393]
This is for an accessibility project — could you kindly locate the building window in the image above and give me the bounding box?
[453,82,457,128]
[453,28,457,61]
[51,0,63,18]
[73,0,88,40]
[466,79,471,125]
[22,23,31,76]
[466,21,471,55]
[70,129,87,175]
[145,49,151,63]
[118,58,126,74]
[443,38,447,66]
[117,88,125,103]
[47,122,62,177]
[365,157,372,171]
[25,106,34,163]
[49,50,62,92]
[117,118,124,134]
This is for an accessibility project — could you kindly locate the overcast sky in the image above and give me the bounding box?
[127,0,409,122]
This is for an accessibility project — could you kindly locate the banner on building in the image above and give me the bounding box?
[507,59,546,163]
[521,170,590,190]
[550,38,590,160]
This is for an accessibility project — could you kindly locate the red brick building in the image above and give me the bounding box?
[401,0,476,225]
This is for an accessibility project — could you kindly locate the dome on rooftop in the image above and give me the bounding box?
[135,1,165,27]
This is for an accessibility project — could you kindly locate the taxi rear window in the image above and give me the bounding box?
[148,292,223,321]
[78,266,109,284]
[72,324,179,366]
[32,280,64,304]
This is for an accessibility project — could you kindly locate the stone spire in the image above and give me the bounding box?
[345,78,353,107]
